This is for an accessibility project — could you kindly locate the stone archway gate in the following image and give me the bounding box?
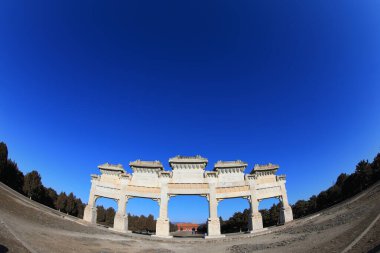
[83,155,293,239]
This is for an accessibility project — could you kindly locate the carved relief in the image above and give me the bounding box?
[168,183,209,189]
[216,185,249,193]
[126,185,161,193]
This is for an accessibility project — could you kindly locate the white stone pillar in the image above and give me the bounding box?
[248,197,263,233]
[279,193,293,224]
[113,196,130,233]
[83,182,97,224]
[205,184,224,238]
[154,185,172,238]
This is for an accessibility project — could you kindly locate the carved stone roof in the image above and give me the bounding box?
[129,160,164,170]
[169,155,208,163]
[98,163,125,174]
[169,155,208,170]
[213,160,248,172]
[250,163,279,174]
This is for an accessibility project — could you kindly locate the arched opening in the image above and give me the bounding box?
[259,197,282,228]
[95,197,117,228]
[127,197,158,234]
[218,197,250,234]
[168,195,208,238]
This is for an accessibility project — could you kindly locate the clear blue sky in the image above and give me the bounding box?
[1,1,380,223]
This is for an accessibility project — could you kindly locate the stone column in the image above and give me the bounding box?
[205,184,224,238]
[154,185,172,238]
[279,193,293,224]
[113,196,130,233]
[83,183,97,224]
[248,196,263,233]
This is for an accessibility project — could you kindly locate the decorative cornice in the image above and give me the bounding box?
[98,163,125,175]
[129,160,163,169]
[250,163,279,174]
[205,171,218,178]
[159,171,172,178]
[169,155,208,170]
[213,160,247,173]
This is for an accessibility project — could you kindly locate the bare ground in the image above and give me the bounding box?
[0,182,379,253]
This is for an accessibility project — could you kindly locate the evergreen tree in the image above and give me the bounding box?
[97,206,106,222]
[75,198,85,218]
[307,195,317,214]
[372,153,380,181]
[292,200,309,219]
[44,187,58,208]
[1,160,24,193]
[56,192,67,212]
[105,207,115,226]
[0,142,8,172]
[23,170,43,200]
[356,160,373,189]
[147,214,155,231]
[336,173,348,187]
[66,192,77,215]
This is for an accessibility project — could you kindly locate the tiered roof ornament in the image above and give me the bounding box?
[98,163,125,175]
[129,160,164,173]
[169,155,208,170]
[213,160,248,173]
[250,163,279,175]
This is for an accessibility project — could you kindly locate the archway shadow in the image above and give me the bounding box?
[0,244,8,253]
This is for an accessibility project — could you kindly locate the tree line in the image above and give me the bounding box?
[0,142,86,217]
[0,142,177,232]
[199,153,380,234]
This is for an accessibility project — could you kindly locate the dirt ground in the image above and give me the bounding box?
[0,182,379,253]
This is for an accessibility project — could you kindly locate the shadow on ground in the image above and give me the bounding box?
[0,245,8,253]
[367,244,380,253]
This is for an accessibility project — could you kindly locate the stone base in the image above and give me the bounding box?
[249,227,268,234]
[83,205,97,224]
[151,235,173,239]
[207,218,222,237]
[279,206,293,224]
[155,218,171,237]
[249,212,263,231]
[113,213,130,233]
[205,234,225,239]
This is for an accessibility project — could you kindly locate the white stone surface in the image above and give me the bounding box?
[83,156,293,238]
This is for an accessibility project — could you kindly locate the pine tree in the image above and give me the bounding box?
[105,207,115,226]
[0,142,8,173]
[97,206,106,222]
[66,192,77,215]
[23,170,43,200]
[56,192,68,212]
[44,187,58,208]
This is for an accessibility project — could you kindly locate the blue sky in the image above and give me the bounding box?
[1,0,380,223]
